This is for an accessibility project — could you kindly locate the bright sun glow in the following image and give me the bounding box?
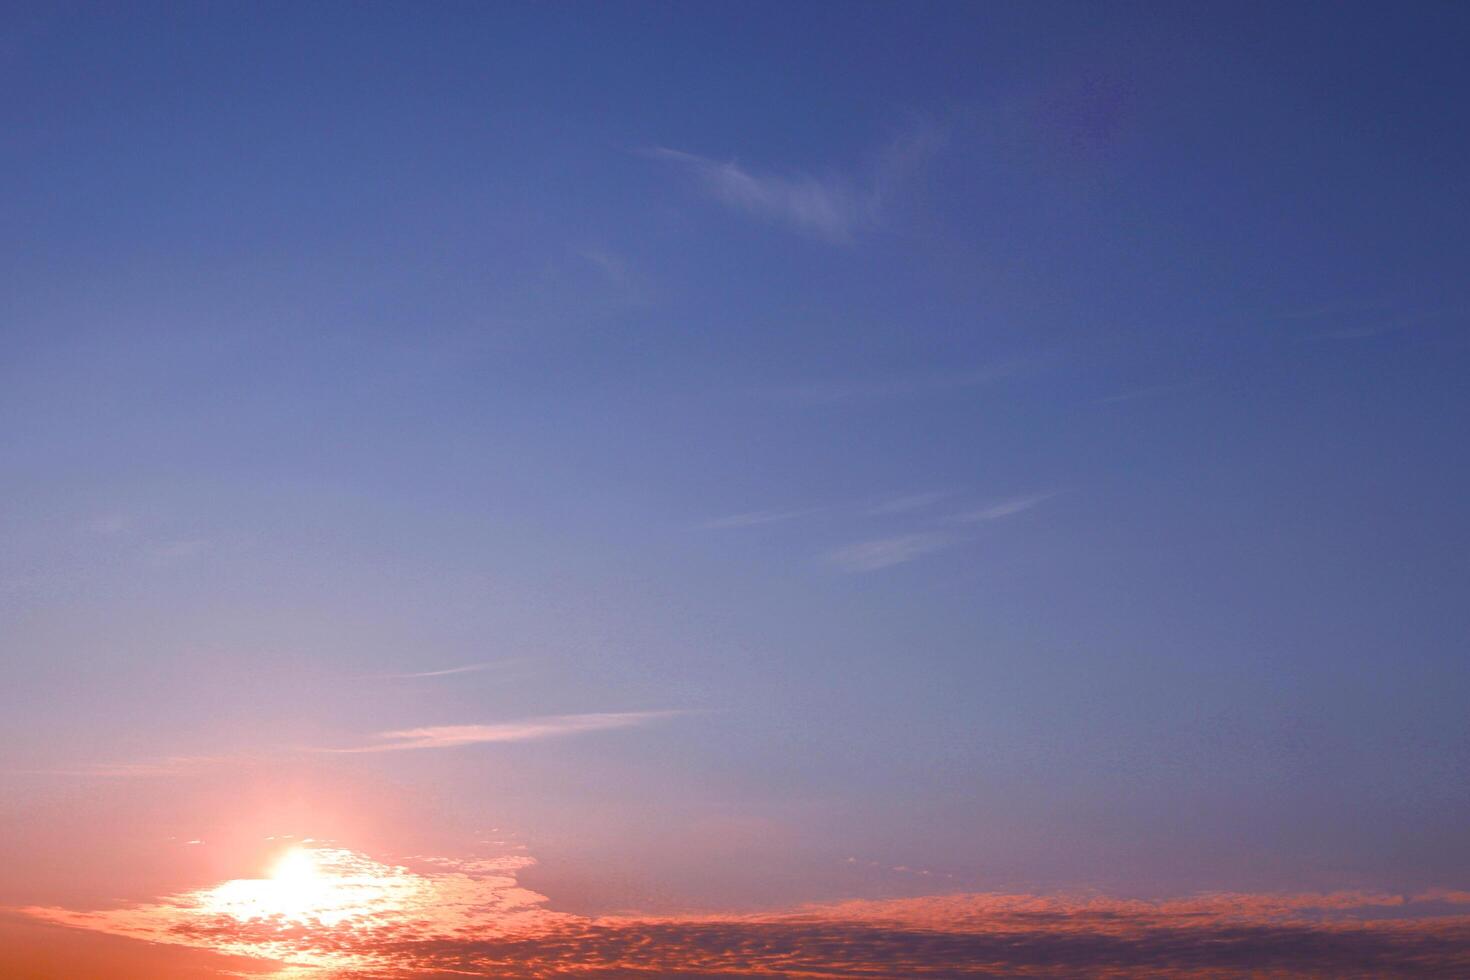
[195,846,383,928]
[271,847,321,884]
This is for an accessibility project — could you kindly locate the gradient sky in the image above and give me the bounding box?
[3,2,1470,976]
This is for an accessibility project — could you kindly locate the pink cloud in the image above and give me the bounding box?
[18,843,1470,978]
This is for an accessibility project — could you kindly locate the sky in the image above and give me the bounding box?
[2,2,1469,976]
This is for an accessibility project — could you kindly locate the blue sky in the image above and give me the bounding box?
[3,1,1469,948]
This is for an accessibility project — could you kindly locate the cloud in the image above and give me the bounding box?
[1289,305,1456,342]
[20,842,1470,979]
[577,247,648,305]
[1311,324,1402,341]
[701,508,817,529]
[24,710,664,775]
[826,532,953,572]
[580,247,629,285]
[78,511,213,565]
[148,538,211,563]
[323,712,678,754]
[14,754,246,779]
[642,122,941,242]
[644,147,869,242]
[1097,381,1198,404]
[84,513,136,537]
[763,361,1028,405]
[867,490,950,515]
[374,662,505,680]
[955,492,1057,523]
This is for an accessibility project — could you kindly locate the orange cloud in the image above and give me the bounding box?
[18,843,1470,978]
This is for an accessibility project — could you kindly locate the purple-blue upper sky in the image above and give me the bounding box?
[3,1,1469,952]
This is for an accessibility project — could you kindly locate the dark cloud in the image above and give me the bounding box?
[325,911,1470,978]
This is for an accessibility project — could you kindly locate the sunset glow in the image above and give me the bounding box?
[196,847,373,928]
[16,840,1470,977]
[4,2,1469,977]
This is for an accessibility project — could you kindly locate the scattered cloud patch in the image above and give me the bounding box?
[846,856,959,881]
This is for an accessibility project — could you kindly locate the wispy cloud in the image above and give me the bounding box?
[644,147,869,242]
[324,711,678,754]
[826,532,953,573]
[16,754,245,779]
[762,361,1028,405]
[1310,323,1404,341]
[148,538,211,563]
[577,246,650,305]
[374,661,506,680]
[1289,304,1460,341]
[1097,381,1199,404]
[84,512,136,537]
[702,508,818,530]
[642,122,942,243]
[955,492,1057,523]
[80,512,214,567]
[580,247,629,285]
[24,709,665,775]
[867,490,951,516]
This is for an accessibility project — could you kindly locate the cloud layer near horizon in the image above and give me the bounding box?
[19,844,1470,979]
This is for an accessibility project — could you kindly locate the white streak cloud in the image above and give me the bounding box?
[376,662,505,679]
[956,492,1057,523]
[644,148,867,242]
[867,491,950,516]
[826,533,953,573]
[327,712,678,754]
[702,508,817,529]
[643,123,941,243]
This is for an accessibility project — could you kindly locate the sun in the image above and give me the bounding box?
[196,845,372,927]
[270,847,322,885]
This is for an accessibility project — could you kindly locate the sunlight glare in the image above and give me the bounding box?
[270,847,320,884]
[196,845,382,928]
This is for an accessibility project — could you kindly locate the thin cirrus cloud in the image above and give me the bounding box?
[373,661,507,680]
[761,360,1031,405]
[825,532,953,573]
[1096,380,1200,405]
[703,490,949,532]
[24,713,671,776]
[866,490,951,516]
[323,711,679,754]
[708,487,1053,572]
[642,123,941,243]
[955,491,1058,523]
[643,147,873,242]
[15,755,242,779]
[701,508,819,530]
